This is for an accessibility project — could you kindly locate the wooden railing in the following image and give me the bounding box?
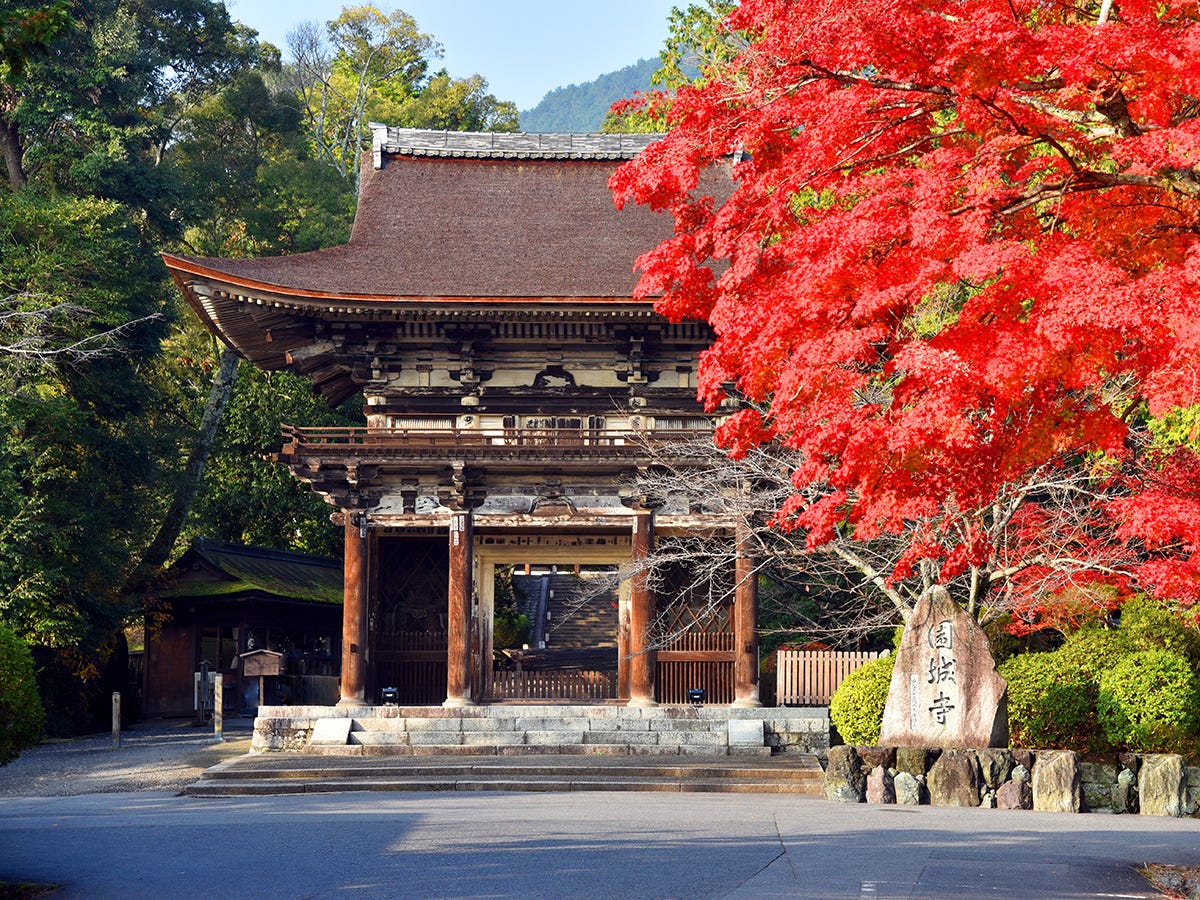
[279,426,716,464]
[491,669,616,701]
[775,649,884,706]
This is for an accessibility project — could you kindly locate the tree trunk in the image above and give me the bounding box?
[0,117,26,192]
[129,346,241,586]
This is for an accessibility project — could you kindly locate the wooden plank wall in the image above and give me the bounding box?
[775,650,883,706]
[656,631,735,705]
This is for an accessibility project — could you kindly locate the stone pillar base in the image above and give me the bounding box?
[626,697,659,709]
[731,698,763,709]
[442,697,476,708]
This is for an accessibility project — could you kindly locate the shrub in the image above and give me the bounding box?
[1056,627,1131,683]
[829,652,895,745]
[0,623,44,765]
[1097,649,1200,753]
[999,651,1099,750]
[1118,596,1200,669]
[493,608,531,649]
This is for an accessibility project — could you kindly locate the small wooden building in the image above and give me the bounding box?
[162,129,760,709]
[143,540,342,716]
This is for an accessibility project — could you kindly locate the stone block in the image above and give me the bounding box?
[1113,768,1138,815]
[976,748,1015,788]
[405,717,463,733]
[867,766,896,804]
[1011,763,1030,783]
[927,749,982,807]
[1139,754,1188,817]
[996,779,1032,810]
[677,731,727,747]
[729,720,765,748]
[894,771,923,805]
[463,731,524,746]
[1032,750,1081,813]
[406,730,464,746]
[526,730,585,745]
[895,747,933,776]
[459,718,512,733]
[824,746,866,803]
[1081,762,1118,784]
[1082,781,1115,813]
[856,746,896,769]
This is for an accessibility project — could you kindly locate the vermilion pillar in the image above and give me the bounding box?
[732,518,762,708]
[628,509,657,707]
[338,514,368,706]
[444,511,475,707]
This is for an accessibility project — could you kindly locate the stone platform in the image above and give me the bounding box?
[250,704,830,759]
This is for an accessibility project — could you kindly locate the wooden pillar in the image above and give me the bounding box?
[444,510,475,707]
[628,509,657,707]
[338,514,368,706]
[732,518,762,708]
[617,589,631,701]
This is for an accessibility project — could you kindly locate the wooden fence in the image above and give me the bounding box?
[657,631,735,705]
[491,669,616,701]
[775,650,884,706]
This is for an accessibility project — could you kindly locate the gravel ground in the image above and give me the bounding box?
[0,718,254,797]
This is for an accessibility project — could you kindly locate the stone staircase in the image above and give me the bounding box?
[185,754,824,797]
[247,704,829,758]
[185,705,829,796]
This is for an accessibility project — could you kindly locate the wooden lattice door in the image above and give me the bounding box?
[654,550,735,704]
[371,536,449,704]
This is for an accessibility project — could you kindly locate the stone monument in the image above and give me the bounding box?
[879,587,1008,748]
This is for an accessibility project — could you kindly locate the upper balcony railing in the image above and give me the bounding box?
[279,425,716,464]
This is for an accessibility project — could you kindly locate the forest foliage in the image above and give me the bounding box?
[0,0,519,738]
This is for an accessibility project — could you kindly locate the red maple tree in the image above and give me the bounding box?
[612,0,1200,627]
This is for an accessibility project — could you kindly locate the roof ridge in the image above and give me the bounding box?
[370,125,662,165]
[194,538,339,568]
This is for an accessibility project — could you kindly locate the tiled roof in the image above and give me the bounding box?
[163,129,725,302]
[163,539,343,605]
[376,127,660,160]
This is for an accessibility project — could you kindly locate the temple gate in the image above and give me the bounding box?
[164,128,760,709]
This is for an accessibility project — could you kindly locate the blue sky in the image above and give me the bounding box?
[225,0,682,111]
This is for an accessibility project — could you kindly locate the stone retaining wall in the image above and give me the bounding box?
[824,745,1200,817]
[251,705,831,757]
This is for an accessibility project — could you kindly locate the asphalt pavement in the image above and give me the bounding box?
[1,789,1197,898]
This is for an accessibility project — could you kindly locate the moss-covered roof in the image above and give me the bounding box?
[161,539,343,605]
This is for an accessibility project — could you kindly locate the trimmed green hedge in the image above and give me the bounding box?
[829,653,895,745]
[0,623,43,765]
[999,650,1099,751]
[1097,649,1200,754]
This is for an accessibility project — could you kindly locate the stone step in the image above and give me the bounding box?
[185,754,823,797]
[346,742,771,758]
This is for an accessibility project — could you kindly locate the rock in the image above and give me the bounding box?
[1139,754,1188,817]
[1117,752,1140,774]
[856,746,896,769]
[996,779,1032,810]
[1081,762,1119,813]
[894,771,923,805]
[824,745,866,803]
[880,587,1008,748]
[927,748,982,806]
[1113,769,1138,815]
[976,748,1015,788]
[1011,749,1034,771]
[1082,781,1114,813]
[895,747,934,776]
[1032,750,1081,813]
[867,765,896,803]
[1011,763,1030,783]
[980,790,996,809]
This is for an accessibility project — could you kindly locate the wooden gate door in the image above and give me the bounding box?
[371,536,449,704]
[654,553,736,704]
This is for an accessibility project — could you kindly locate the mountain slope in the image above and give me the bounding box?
[520,58,657,133]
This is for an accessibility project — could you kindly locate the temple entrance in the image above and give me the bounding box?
[474,533,631,703]
[371,534,449,704]
[493,564,620,701]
